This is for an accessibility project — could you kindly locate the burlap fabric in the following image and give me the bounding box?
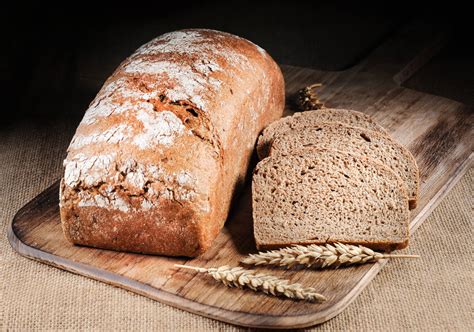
[1,120,472,331]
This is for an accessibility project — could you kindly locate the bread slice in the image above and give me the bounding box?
[252,149,410,251]
[256,109,387,159]
[270,122,419,209]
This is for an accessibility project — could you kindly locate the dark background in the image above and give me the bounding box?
[1,1,472,130]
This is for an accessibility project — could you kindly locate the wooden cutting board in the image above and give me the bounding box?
[8,25,473,329]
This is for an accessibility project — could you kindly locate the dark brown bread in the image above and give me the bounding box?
[60,29,285,257]
[252,149,410,251]
[257,109,387,159]
[270,122,419,209]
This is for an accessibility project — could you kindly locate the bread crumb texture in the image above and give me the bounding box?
[252,149,409,250]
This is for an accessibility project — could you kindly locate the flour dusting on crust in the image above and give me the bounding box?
[70,124,132,149]
[62,29,273,215]
[78,192,129,213]
[134,29,251,72]
[121,29,255,111]
[67,157,198,212]
[122,57,220,111]
[134,109,190,149]
[64,153,116,187]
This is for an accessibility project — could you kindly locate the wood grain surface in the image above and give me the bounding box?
[7,24,473,328]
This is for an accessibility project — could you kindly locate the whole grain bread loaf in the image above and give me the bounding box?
[60,29,285,257]
[269,122,419,209]
[252,149,410,251]
[256,109,387,159]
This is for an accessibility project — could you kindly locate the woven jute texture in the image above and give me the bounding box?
[1,120,473,331]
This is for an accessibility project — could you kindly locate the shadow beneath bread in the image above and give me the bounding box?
[221,152,259,256]
[223,187,256,256]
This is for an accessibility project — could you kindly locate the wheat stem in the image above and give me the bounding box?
[380,254,420,259]
[174,264,326,302]
[307,83,323,89]
[242,243,419,269]
[174,264,207,272]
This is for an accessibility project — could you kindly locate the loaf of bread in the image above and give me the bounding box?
[59,29,285,257]
[252,149,410,251]
[269,122,419,209]
[256,109,388,159]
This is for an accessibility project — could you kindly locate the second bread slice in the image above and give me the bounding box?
[252,149,410,251]
[256,109,387,159]
[270,122,419,209]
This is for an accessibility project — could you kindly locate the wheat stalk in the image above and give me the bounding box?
[242,243,419,269]
[174,264,326,302]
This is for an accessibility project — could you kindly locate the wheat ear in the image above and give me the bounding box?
[295,83,325,111]
[242,243,419,269]
[175,264,326,302]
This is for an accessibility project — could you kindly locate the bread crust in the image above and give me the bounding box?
[257,239,409,252]
[60,29,285,257]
